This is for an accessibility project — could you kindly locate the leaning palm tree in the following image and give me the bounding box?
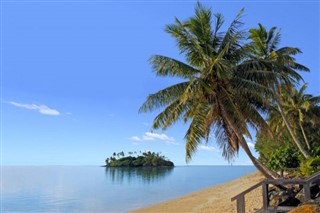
[267,85,311,149]
[304,105,320,150]
[283,84,320,150]
[140,3,278,178]
[247,24,311,158]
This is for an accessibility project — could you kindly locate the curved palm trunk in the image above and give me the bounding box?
[218,106,279,178]
[299,121,311,150]
[274,86,312,158]
[218,101,280,179]
[276,102,311,158]
[239,137,280,179]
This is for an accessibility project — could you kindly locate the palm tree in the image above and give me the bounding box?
[247,24,311,158]
[267,86,310,149]
[304,105,320,151]
[283,84,320,150]
[105,158,110,166]
[140,3,278,178]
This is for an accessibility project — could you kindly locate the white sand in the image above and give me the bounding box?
[130,172,264,213]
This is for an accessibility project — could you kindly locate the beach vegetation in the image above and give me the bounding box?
[267,145,300,171]
[255,129,301,171]
[255,85,320,175]
[300,157,320,177]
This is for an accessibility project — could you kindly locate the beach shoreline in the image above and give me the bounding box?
[130,172,264,213]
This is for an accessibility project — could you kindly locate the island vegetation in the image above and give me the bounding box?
[104,151,174,167]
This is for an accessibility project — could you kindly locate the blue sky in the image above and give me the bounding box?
[1,0,319,166]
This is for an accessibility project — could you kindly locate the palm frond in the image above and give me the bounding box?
[219,8,245,54]
[218,87,251,138]
[166,17,207,67]
[185,104,209,162]
[152,99,190,130]
[212,13,224,51]
[213,122,239,161]
[149,55,199,79]
[268,27,281,51]
[188,3,214,57]
[139,81,189,113]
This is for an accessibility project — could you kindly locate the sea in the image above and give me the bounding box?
[1,166,256,213]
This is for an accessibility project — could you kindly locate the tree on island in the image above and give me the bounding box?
[105,151,174,167]
[140,3,315,179]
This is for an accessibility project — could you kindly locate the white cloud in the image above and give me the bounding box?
[199,145,218,152]
[165,141,180,146]
[243,135,252,141]
[143,132,174,141]
[129,131,177,145]
[247,142,255,148]
[129,136,141,141]
[243,136,254,148]
[8,101,60,116]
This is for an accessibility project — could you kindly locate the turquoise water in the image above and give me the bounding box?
[2,166,256,212]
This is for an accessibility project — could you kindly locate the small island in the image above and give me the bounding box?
[104,151,174,167]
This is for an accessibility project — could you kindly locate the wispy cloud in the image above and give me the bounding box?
[8,101,61,116]
[142,132,174,141]
[129,132,178,145]
[199,145,218,152]
[165,141,180,146]
[129,136,141,141]
[243,136,255,149]
[247,142,255,148]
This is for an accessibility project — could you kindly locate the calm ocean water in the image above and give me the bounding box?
[1,166,256,213]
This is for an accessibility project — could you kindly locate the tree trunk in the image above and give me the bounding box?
[218,101,280,179]
[276,102,311,158]
[299,121,311,150]
[239,138,280,179]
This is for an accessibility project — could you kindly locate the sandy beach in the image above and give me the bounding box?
[131,172,264,213]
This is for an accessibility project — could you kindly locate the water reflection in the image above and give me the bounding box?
[105,167,174,184]
[2,166,257,212]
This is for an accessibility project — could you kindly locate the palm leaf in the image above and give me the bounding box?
[150,55,199,79]
[139,81,189,112]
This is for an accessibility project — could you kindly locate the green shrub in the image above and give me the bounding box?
[300,156,320,177]
[267,145,300,171]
